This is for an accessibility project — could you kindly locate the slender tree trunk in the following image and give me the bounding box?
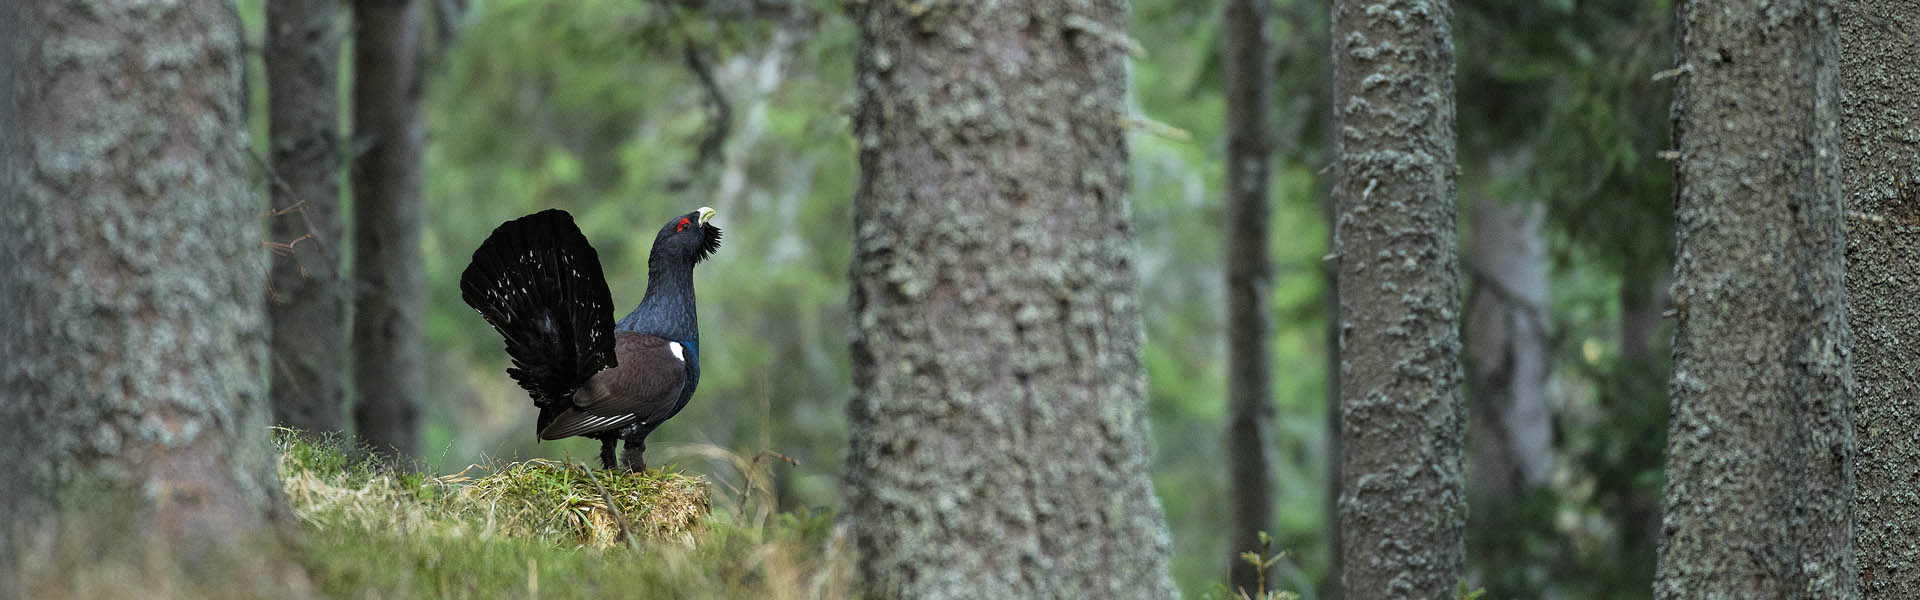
[1223,0,1277,593]
[0,1,309,595]
[1619,273,1666,362]
[351,0,425,458]
[267,0,348,433]
[1654,0,1854,595]
[1617,267,1669,584]
[842,1,1176,597]
[1313,21,1343,600]
[1840,2,1920,595]
[1329,0,1467,594]
[1323,218,1343,600]
[1465,196,1552,500]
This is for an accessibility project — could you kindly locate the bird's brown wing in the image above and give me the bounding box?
[537,333,688,440]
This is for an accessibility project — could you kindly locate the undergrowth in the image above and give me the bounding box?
[276,429,850,599]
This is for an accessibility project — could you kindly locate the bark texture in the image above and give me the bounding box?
[1655,0,1855,596]
[267,0,347,433]
[1329,0,1467,596]
[0,1,309,595]
[351,0,425,457]
[1840,1,1920,595]
[1465,197,1552,500]
[842,0,1176,597]
[1223,0,1278,592]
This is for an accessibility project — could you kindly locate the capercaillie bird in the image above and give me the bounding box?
[459,207,721,471]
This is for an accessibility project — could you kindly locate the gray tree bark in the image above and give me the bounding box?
[1840,2,1920,595]
[842,1,1176,597]
[1465,196,1552,500]
[1654,0,1855,595]
[1223,0,1278,593]
[268,0,348,433]
[0,1,309,595]
[1330,0,1467,595]
[351,0,425,458]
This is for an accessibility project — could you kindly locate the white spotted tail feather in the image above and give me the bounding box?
[458,209,618,408]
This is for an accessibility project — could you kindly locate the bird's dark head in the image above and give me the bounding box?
[651,206,723,265]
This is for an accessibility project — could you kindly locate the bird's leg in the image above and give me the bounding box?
[598,437,619,470]
[620,432,648,473]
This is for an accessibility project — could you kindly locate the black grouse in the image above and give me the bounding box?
[459,207,721,471]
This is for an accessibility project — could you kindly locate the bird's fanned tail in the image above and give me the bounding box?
[458,209,617,406]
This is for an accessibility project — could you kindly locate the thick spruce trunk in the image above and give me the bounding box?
[1840,1,1920,595]
[1654,0,1855,595]
[842,1,1176,597]
[0,1,309,595]
[1329,0,1467,595]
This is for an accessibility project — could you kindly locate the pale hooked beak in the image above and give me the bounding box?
[696,206,716,225]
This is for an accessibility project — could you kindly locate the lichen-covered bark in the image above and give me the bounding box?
[1655,0,1855,596]
[0,1,309,594]
[1223,0,1278,592]
[351,0,425,458]
[842,0,1176,597]
[267,0,347,433]
[1465,197,1551,499]
[1329,0,1467,595]
[1840,2,1920,595]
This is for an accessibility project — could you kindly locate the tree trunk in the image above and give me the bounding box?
[1840,1,1920,595]
[1654,0,1855,595]
[842,1,1176,597]
[1465,196,1552,500]
[1323,217,1344,600]
[1619,273,1666,362]
[267,0,348,433]
[351,0,425,458]
[1223,0,1277,593]
[1330,0,1467,594]
[0,1,310,595]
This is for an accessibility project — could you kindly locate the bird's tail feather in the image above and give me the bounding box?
[459,209,617,406]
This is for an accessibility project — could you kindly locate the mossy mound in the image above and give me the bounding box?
[276,430,708,548]
[272,429,848,599]
[452,458,709,547]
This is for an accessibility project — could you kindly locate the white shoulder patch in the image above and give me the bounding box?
[668,341,685,361]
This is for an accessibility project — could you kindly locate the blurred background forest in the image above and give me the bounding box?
[231,0,1675,596]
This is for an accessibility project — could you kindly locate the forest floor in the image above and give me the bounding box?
[277,431,850,599]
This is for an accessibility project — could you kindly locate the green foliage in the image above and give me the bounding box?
[1457,0,1676,281]
[1452,0,1676,595]
[1457,581,1487,600]
[1226,531,1303,600]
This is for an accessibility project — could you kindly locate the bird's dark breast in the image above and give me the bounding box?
[613,332,700,425]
